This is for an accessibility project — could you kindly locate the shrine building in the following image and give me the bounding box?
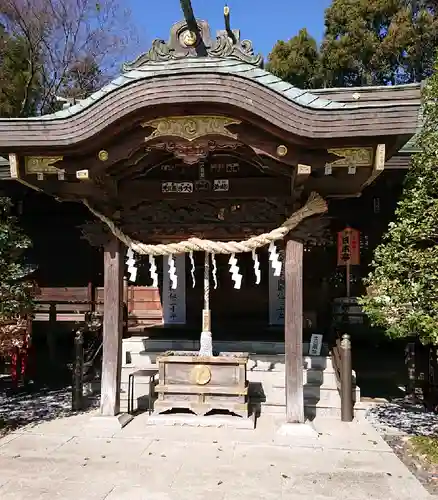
[0,13,422,423]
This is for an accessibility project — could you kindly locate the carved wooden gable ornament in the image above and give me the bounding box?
[142,116,241,165]
[123,19,263,70]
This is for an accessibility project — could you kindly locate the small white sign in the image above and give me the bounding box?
[309,334,323,356]
[213,179,229,192]
[161,182,193,193]
[76,169,89,180]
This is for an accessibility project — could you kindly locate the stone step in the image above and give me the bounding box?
[119,364,355,391]
[119,367,343,387]
[123,352,338,374]
[118,398,366,420]
[246,368,356,388]
[122,337,324,356]
[117,379,359,411]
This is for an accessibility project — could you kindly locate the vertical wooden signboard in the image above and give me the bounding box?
[269,250,285,325]
[162,254,186,325]
[337,227,360,297]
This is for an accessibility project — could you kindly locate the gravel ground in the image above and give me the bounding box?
[366,397,438,436]
[0,385,99,433]
[366,397,438,496]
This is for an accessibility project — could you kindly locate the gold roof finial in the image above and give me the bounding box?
[224,3,236,42]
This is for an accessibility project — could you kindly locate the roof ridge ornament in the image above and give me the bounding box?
[123,6,263,71]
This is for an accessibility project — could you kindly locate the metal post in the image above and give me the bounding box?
[340,333,353,422]
[72,329,84,411]
[199,252,212,356]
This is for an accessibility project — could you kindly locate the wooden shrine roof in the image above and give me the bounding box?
[0,45,422,150]
[0,17,424,212]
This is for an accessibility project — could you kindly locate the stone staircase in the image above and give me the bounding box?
[119,337,362,418]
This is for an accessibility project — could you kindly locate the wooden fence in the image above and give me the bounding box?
[33,283,163,329]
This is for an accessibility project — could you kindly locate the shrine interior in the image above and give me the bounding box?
[0,166,408,344]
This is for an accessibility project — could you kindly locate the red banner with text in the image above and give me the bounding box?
[337,227,360,266]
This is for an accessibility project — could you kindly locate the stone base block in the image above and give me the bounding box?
[88,413,134,431]
[277,422,319,437]
[146,413,255,429]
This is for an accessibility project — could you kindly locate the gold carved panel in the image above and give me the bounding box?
[25,156,63,174]
[142,116,241,142]
[327,148,373,167]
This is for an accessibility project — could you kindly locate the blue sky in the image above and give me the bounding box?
[127,0,331,59]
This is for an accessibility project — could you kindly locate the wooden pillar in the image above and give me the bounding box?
[100,236,124,416]
[285,238,304,423]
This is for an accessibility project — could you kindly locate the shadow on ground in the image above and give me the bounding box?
[353,340,407,400]
[367,397,438,436]
[0,380,98,435]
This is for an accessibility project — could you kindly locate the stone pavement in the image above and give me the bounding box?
[0,411,432,500]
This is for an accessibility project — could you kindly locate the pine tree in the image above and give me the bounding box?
[266,29,322,89]
[360,61,438,344]
[0,198,34,354]
[267,0,438,88]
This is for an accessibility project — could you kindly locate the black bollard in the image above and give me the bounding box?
[72,329,84,411]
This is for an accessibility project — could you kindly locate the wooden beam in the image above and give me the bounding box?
[285,238,304,423]
[294,164,311,187]
[120,177,291,200]
[361,143,386,190]
[100,236,124,416]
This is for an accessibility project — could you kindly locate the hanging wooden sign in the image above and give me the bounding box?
[337,227,360,266]
[213,179,229,192]
[161,182,194,193]
[210,162,240,173]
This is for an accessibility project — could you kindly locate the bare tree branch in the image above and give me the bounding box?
[0,0,139,115]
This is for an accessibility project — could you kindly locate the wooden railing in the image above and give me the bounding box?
[32,283,164,328]
[331,333,353,422]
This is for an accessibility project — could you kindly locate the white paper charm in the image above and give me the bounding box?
[228,253,242,290]
[252,250,261,285]
[189,251,196,288]
[148,255,158,288]
[211,253,218,290]
[268,242,282,277]
[126,247,137,283]
[168,254,178,290]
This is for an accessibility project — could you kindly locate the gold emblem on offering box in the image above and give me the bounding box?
[191,365,212,385]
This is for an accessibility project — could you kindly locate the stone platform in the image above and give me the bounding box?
[0,410,431,500]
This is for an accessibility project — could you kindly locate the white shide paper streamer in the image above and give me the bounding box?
[148,255,158,288]
[168,254,177,290]
[252,250,261,285]
[126,247,137,283]
[211,253,218,289]
[228,253,242,290]
[268,242,282,277]
[189,251,196,288]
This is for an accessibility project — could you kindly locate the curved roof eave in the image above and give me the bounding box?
[4,58,422,121]
[0,57,422,149]
[9,58,350,123]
